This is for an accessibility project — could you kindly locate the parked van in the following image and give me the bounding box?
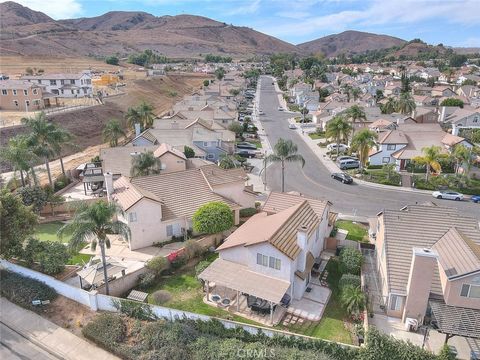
[338,159,360,170]
[327,143,349,153]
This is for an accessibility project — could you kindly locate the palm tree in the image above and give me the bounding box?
[22,112,72,188]
[58,201,130,295]
[345,105,367,140]
[351,129,378,169]
[412,145,446,181]
[351,87,361,101]
[137,101,155,128]
[396,93,416,115]
[218,154,238,169]
[125,106,142,131]
[451,144,470,175]
[0,135,38,187]
[381,97,397,114]
[266,138,305,192]
[341,285,366,315]
[50,125,74,177]
[130,151,161,177]
[341,84,353,102]
[325,116,352,156]
[103,119,126,147]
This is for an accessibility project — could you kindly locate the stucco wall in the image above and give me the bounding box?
[159,152,186,173]
[441,272,480,309]
[127,199,164,250]
[212,182,256,209]
[369,144,406,166]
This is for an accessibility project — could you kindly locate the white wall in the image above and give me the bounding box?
[128,199,164,250]
[212,182,256,209]
[369,144,406,166]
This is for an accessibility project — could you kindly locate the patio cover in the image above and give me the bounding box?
[77,259,126,286]
[199,258,290,304]
[430,300,480,339]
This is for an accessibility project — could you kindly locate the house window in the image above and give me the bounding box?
[128,212,137,222]
[32,88,38,95]
[60,80,64,85]
[12,89,17,96]
[382,157,390,164]
[70,79,75,84]
[460,284,480,298]
[166,224,173,237]
[25,100,30,107]
[268,256,281,270]
[203,141,208,147]
[206,154,215,160]
[256,253,268,267]
[474,117,479,123]
[50,80,57,85]
[387,144,396,150]
[23,89,28,96]
[390,294,403,311]
[13,100,18,107]
[1,89,7,95]
[33,100,40,106]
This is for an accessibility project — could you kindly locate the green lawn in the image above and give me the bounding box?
[335,220,368,242]
[308,133,325,140]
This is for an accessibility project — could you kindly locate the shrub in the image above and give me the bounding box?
[105,56,119,65]
[170,252,187,270]
[82,313,126,350]
[192,202,234,234]
[183,145,195,159]
[239,207,257,217]
[37,241,69,275]
[341,285,366,315]
[146,256,169,276]
[152,290,172,305]
[340,247,363,275]
[203,79,210,87]
[112,299,157,321]
[138,272,156,290]
[18,186,48,212]
[0,270,57,310]
[339,273,361,290]
[195,260,211,279]
[184,239,204,260]
[54,174,70,192]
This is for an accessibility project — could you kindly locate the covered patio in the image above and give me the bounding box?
[198,258,291,325]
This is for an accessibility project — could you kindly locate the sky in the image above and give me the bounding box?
[5,0,480,47]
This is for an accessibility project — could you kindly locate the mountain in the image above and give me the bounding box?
[0,2,298,58]
[297,30,406,57]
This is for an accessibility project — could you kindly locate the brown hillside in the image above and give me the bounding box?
[298,30,406,57]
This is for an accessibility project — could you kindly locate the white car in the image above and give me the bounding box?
[278,106,284,111]
[288,123,296,129]
[432,190,464,201]
[327,143,349,152]
[258,110,265,115]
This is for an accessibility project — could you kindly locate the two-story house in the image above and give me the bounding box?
[0,80,44,111]
[21,71,93,98]
[442,107,480,135]
[106,165,255,250]
[371,204,480,335]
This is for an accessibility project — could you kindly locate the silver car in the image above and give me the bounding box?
[432,190,463,201]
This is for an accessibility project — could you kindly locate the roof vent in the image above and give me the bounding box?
[423,248,430,253]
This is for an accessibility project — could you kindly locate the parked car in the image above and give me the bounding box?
[336,155,359,163]
[258,110,265,115]
[237,142,257,150]
[327,143,349,153]
[471,195,480,203]
[288,123,296,129]
[432,190,464,201]
[331,172,353,184]
[278,106,284,111]
[338,159,360,170]
[236,150,256,158]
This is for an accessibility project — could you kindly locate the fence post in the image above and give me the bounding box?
[88,290,98,311]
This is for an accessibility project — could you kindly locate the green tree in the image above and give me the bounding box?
[345,105,367,139]
[218,154,238,169]
[341,84,353,102]
[375,89,384,103]
[203,79,210,87]
[58,201,130,295]
[438,343,456,360]
[325,116,352,156]
[381,97,397,114]
[0,188,38,258]
[351,87,361,101]
[214,67,225,81]
[449,54,467,67]
[0,135,38,187]
[351,129,378,169]
[341,285,366,315]
[228,122,243,136]
[440,98,464,108]
[184,146,195,158]
[105,56,119,65]
[130,151,161,177]
[396,93,416,115]
[266,138,305,192]
[125,106,142,131]
[137,101,155,128]
[103,119,126,147]
[146,256,169,276]
[17,186,48,212]
[413,145,447,181]
[192,202,234,234]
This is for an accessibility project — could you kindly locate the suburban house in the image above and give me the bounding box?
[441,107,480,135]
[105,165,255,250]
[368,123,471,170]
[21,71,93,97]
[0,80,45,111]
[371,204,480,338]
[100,143,187,177]
[431,86,456,98]
[199,192,335,323]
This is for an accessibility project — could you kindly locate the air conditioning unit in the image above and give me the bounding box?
[405,318,418,332]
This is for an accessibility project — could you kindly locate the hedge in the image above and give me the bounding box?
[0,269,57,310]
[339,274,361,290]
[340,248,364,275]
[82,313,126,355]
[239,207,257,217]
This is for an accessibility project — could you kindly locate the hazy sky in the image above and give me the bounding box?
[6,0,480,47]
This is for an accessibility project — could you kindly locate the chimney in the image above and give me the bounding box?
[402,248,438,323]
[134,123,141,137]
[104,172,114,201]
[296,225,308,270]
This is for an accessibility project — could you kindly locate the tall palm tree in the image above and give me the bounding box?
[451,144,470,175]
[351,129,378,169]
[50,125,74,177]
[341,84,353,102]
[412,145,446,181]
[345,105,367,140]
[381,97,397,114]
[125,106,142,131]
[0,135,38,187]
[22,112,72,187]
[266,138,305,192]
[130,151,161,177]
[137,101,155,128]
[396,93,416,115]
[341,285,366,315]
[325,116,353,156]
[103,119,126,147]
[58,201,130,295]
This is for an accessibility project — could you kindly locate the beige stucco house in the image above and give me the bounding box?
[372,204,480,336]
[105,165,255,250]
[0,80,45,111]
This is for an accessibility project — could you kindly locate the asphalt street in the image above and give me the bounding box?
[256,75,480,218]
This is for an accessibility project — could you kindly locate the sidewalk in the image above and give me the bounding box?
[0,298,119,360]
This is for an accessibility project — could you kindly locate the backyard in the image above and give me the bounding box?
[335,220,369,242]
[34,221,92,265]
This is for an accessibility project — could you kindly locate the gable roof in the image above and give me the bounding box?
[262,191,330,220]
[112,176,163,211]
[199,164,247,186]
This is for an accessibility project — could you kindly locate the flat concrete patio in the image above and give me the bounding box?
[288,280,331,321]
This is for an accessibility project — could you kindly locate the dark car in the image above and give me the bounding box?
[236,150,256,158]
[331,172,353,184]
[471,195,480,203]
[236,142,257,150]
